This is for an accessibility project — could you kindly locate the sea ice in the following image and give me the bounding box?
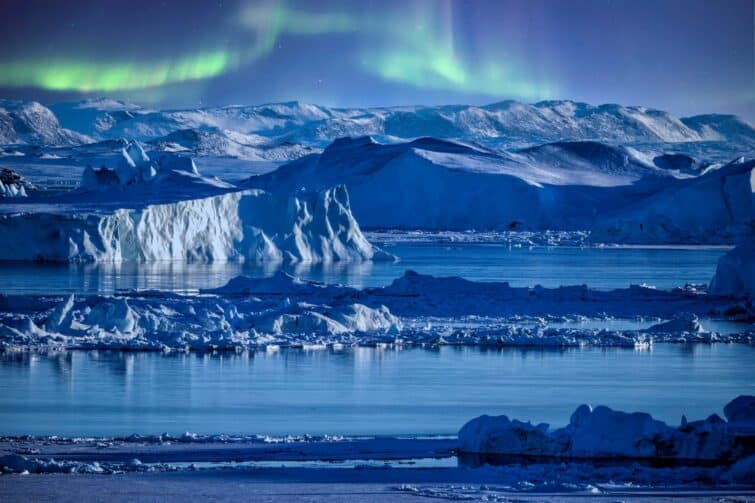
[0,271,751,351]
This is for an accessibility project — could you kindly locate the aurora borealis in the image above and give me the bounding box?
[0,53,233,92]
[0,0,752,118]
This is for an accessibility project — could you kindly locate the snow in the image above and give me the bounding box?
[458,395,755,461]
[709,239,755,300]
[1,97,754,499]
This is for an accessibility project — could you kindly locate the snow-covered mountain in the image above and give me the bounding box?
[0,100,91,146]
[2,98,748,162]
[147,127,317,161]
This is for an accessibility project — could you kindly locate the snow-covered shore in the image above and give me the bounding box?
[0,271,752,351]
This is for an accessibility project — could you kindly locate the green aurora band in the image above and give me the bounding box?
[0,1,555,100]
[0,51,232,92]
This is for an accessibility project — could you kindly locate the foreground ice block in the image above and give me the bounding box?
[459,395,755,461]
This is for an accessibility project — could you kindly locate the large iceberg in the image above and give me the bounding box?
[458,395,755,461]
[0,185,382,263]
[248,136,754,244]
[0,142,386,264]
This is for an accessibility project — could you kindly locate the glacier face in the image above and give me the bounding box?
[0,184,384,263]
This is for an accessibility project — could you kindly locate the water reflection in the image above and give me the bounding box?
[0,245,726,295]
[0,344,752,437]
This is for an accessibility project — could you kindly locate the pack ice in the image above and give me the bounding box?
[0,270,751,351]
[0,141,387,263]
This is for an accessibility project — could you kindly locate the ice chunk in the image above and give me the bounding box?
[566,404,671,458]
[724,395,755,426]
[0,167,33,197]
[457,415,564,456]
[646,313,704,333]
[709,239,755,299]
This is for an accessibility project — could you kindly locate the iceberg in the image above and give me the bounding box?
[0,185,383,263]
[458,395,755,461]
[248,136,754,244]
[0,143,387,264]
[0,167,32,197]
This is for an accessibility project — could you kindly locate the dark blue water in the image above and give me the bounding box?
[0,345,752,437]
[0,244,726,294]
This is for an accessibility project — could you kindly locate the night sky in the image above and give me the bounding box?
[1,0,752,119]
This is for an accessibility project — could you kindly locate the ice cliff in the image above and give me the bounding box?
[0,184,383,263]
